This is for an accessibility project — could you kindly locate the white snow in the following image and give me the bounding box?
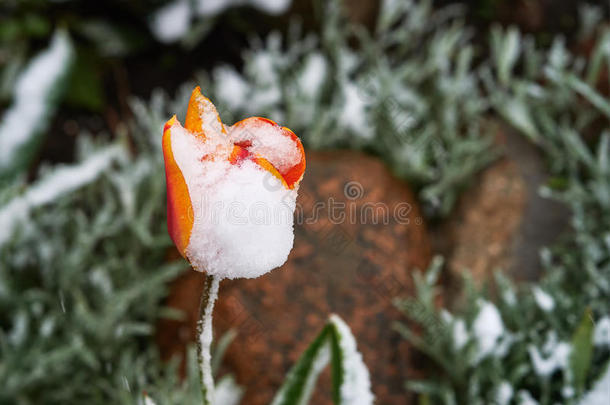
[593,316,610,347]
[143,394,157,405]
[495,381,513,405]
[150,0,191,44]
[196,0,230,16]
[249,0,291,14]
[329,314,375,405]
[577,364,610,405]
[198,276,220,404]
[517,390,539,405]
[339,81,372,138]
[215,376,243,405]
[452,318,469,350]
[250,51,278,86]
[532,287,555,312]
[0,145,124,247]
[196,0,291,16]
[562,386,575,399]
[503,288,517,306]
[472,300,505,361]
[169,111,300,279]
[0,30,72,170]
[527,332,571,378]
[298,52,327,99]
[214,66,250,110]
[229,120,300,173]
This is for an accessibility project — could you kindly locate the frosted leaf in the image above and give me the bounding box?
[0,30,73,171]
[150,0,191,43]
[452,318,469,350]
[527,332,570,378]
[298,52,328,99]
[517,390,539,405]
[339,81,372,139]
[532,287,555,312]
[214,66,250,110]
[0,145,124,247]
[196,0,291,16]
[249,0,291,14]
[495,381,513,405]
[593,316,610,347]
[329,314,375,405]
[196,0,229,16]
[473,300,505,361]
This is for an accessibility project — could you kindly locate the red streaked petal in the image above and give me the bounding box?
[230,117,306,189]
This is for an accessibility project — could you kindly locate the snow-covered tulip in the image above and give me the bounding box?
[162,87,305,279]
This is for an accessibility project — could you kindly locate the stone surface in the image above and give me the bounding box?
[157,150,432,405]
[435,127,571,283]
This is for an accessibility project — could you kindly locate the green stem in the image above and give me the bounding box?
[196,274,220,405]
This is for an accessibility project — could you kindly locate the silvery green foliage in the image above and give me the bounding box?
[150,0,292,47]
[398,14,610,405]
[203,0,495,216]
[0,89,372,404]
[0,29,74,179]
[0,95,235,403]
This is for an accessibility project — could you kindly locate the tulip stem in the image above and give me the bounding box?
[196,274,220,405]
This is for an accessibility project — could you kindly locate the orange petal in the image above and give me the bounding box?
[162,115,194,257]
[185,86,226,137]
[253,156,289,189]
[228,144,250,164]
[231,117,306,189]
[279,126,306,188]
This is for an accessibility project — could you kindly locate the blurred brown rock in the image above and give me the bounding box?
[157,150,431,405]
[436,127,570,283]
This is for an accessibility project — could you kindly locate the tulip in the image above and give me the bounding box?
[162,87,305,404]
[162,86,305,279]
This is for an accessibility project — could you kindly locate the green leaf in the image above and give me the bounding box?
[270,324,332,405]
[566,73,610,120]
[271,315,374,405]
[64,50,105,112]
[328,315,374,405]
[569,308,594,394]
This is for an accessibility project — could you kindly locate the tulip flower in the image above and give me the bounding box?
[162,87,305,404]
[163,86,305,279]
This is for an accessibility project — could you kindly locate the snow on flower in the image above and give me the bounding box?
[162,87,305,279]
